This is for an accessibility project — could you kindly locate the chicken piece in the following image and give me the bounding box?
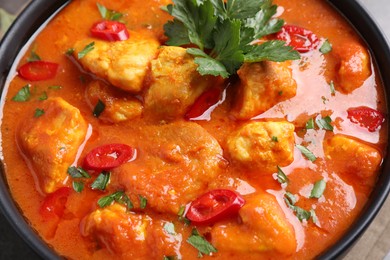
[111,121,225,214]
[211,192,296,255]
[232,61,297,120]
[82,204,151,256]
[334,42,371,93]
[227,121,295,173]
[86,80,142,123]
[324,135,381,178]
[18,98,88,193]
[73,31,160,93]
[144,46,215,120]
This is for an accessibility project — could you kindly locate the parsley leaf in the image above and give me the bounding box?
[93,99,105,117]
[78,42,95,59]
[97,3,124,21]
[38,91,48,101]
[138,195,147,209]
[310,179,326,199]
[34,108,45,118]
[12,85,31,102]
[329,80,335,95]
[315,116,333,131]
[178,205,191,225]
[163,0,300,78]
[27,50,41,62]
[73,181,84,193]
[91,172,110,191]
[98,191,133,211]
[187,228,217,256]
[67,166,91,178]
[276,165,289,184]
[296,144,317,162]
[320,39,332,54]
[306,118,315,129]
[163,222,176,235]
[284,192,312,222]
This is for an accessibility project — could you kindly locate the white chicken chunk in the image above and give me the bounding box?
[82,204,151,256]
[73,31,160,93]
[144,46,215,120]
[324,134,381,178]
[334,42,371,93]
[85,80,143,123]
[232,61,297,120]
[227,121,295,173]
[111,121,225,214]
[211,192,296,255]
[18,97,88,193]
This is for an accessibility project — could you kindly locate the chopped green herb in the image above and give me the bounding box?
[138,195,147,209]
[48,85,62,90]
[163,256,176,260]
[178,205,191,226]
[187,228,217,257]
[271,136,278,142]
[73,181,84,193]
[27,50,41,62]
[98,191,133,210]
[310,179,326,199]
[306,118,315,129]
[284,192,297,205]
[65,48,75,56]
[163,222,176,235]
[294,206,312,221]
[97,3,124,21]
[91,172,111,191]
[319,39,332,54]
[67,166,91,178]
[93,99,105,117]
[310,209,318,224]
[34,108,45,118]
[12,85,31,102]
[163,0,300,78]
[329,80,335,95]
[38,91,48,101]
[296,144,317,162]
[276,166,289,184]
[79,75,86,84]
[315,116,333,131]
[78,42,95,59]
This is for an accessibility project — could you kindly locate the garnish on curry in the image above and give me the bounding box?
[0,0,387,259]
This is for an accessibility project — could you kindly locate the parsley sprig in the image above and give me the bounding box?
[163,0,300,78]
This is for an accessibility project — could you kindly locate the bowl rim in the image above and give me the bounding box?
[0,0,390,259]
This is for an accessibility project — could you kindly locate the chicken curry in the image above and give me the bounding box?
[0,0,387,259]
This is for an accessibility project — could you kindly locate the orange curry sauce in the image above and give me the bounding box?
[0,0,387,259]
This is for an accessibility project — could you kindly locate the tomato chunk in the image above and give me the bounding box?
[39,187,71,220]
[18,61,59,81]
[186,189,245,225]
[90,20,129,41]
[83,143,135,170]
[276,25,319,53]
[347,106,385,132]
[185,87,222,120]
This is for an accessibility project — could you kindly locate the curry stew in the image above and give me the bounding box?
[0,0,387,259]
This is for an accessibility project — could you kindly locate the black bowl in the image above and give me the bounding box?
[0,0,389,259]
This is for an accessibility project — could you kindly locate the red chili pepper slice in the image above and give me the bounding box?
[186,189,245,225]
[347,106,385,132]
[83,143,135,170]
[18,61,59,81]
[276,25,319,53]
[90,20,129,42]
[185,87,222,120]
[39,187,71,220]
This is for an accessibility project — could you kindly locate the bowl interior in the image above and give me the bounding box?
[0,0,389,258]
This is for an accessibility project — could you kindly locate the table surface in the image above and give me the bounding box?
[1,0,390,259]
